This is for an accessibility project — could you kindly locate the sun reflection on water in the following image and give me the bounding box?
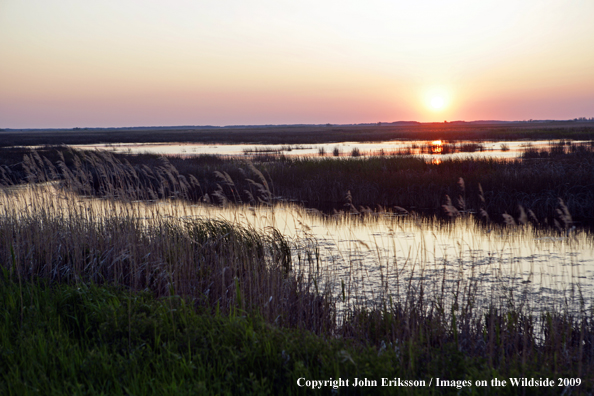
[431,140,443,154]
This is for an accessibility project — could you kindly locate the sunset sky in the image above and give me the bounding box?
[1,0,593,128]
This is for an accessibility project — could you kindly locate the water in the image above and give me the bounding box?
[4,184,593,313]
[266,205,592,311]
[69,139,582,160]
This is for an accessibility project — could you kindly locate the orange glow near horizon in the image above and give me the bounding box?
[1,1,594,128]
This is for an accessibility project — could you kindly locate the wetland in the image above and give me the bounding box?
[2,123,594,394]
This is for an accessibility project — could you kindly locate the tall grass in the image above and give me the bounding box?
[0,170,333,334]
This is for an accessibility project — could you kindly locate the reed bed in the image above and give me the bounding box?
[3,145,594,228]
[522,139,594,159]
[0,185,333,334]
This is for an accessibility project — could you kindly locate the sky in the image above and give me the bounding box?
[1,0,594,128]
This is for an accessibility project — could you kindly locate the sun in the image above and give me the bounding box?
[422,88,452,114]
[430,96,445,110]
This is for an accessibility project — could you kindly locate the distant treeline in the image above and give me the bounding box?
[1,121,594,146]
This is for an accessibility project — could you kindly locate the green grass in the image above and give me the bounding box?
[2,279,590,395]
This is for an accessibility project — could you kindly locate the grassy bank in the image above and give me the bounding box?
[0,279,396,395]
[1,279,592,395]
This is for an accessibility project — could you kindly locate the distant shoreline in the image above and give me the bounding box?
[1,120,594,147]
[3,119,593,132]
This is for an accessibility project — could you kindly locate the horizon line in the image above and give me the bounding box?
[3,118,594,131]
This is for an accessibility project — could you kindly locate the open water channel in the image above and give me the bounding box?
[4,183,592,314]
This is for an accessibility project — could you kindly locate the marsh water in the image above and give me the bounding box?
[190,203,593,311]
[4,183,593,313]
[70,139,580,160]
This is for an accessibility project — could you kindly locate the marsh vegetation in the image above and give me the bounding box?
[3,121,594,147]
[1,140,594,394]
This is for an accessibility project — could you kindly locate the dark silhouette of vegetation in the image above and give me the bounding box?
[2,121,594,146]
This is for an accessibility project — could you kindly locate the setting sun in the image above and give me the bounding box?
[422,88,451,116]
[430,96,445,110]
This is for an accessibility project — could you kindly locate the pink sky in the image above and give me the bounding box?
[1,0,593,128]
